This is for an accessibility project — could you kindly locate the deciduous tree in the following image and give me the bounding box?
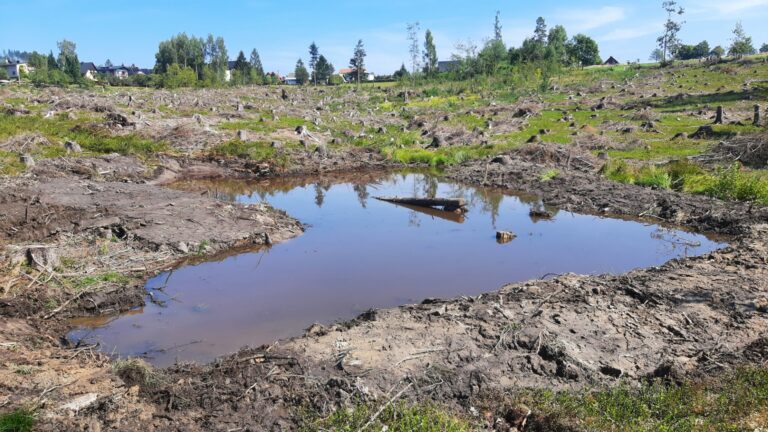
[423,29,438,76]
[729,22,756,57]
[294,59,309,85]
[657,1,685,63]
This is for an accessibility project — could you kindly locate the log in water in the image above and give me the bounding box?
[374,196,467,213]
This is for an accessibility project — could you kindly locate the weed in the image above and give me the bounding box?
[540,169,560,182]
[0,409,35,432]
[113,358,160,388]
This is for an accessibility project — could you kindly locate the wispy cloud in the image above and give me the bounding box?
[556,6,627,31]
[688,0,768,15]
[599,22,659,42]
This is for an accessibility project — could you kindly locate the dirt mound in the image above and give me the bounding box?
[704,133,768,168]
[504,143,600,173]
[0,133,54,153]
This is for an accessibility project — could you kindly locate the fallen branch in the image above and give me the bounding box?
[357,381,414,432]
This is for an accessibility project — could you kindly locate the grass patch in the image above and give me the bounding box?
[540,168,560,182]
[302,402,472,432]
[602,159,768,204]
[0,113,167,163]
[220,115,307,134]
[0,409,35,432]
[518,366,768,431]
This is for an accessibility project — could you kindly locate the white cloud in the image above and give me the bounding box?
[599,23,659,42]
[556,6,627,31]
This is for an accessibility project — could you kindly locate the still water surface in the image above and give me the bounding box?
[69,172,725,366]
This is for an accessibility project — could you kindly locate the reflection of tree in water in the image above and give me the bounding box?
[314,184,325,208]
[353,184,369,208]
[313,182,332,208]
[650,227,702,258]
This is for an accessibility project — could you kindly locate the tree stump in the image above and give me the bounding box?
[714,106,724,124]
[754,105,762,127]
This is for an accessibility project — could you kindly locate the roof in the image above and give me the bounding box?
[338,68,354,74]
[80,62,97,74]
[227,60,237,70]
[1,59,26,67]
[603,56,619,65]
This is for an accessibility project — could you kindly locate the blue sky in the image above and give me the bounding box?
[2,0,767,74]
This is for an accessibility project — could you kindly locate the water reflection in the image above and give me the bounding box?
[70,172,726,366]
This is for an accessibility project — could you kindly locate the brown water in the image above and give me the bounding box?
[68,172,726,366]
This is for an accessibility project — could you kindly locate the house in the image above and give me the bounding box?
[284,73,299,85]
[1,60,30,79]
[337,68,374,82]
[438,60,460,73]
[223,60,238,82]
[97,64,130,79]
[80,62,98,80]
[603,56,620,66]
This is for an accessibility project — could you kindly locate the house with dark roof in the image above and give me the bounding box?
[97,65,130,79]
[80,62,98,80]
[1,59,30,80]
[603,56,620,66]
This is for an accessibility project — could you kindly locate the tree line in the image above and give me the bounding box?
[4,6,766,88]
[651,1,763,63]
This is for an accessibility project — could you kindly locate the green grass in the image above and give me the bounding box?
[302,402,472,432]
[540,168,560,182]
[219,115,308,134]
[518,366,768,431]
[0,409,35,432]
[0,112,167,175]
[602,159,768,205]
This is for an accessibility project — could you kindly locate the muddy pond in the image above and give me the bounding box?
[69,172,726,366]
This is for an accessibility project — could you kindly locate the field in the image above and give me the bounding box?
[1,56,768,431]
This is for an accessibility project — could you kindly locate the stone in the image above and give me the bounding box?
[176,242,189,254]
[20,154,35,167]
[59,393,99,412]
[237,129,249,141]
[490,155,513,166]
[271,141,283,148]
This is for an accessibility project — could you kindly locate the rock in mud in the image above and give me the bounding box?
[64,140,82,153]
[59,393,99,412]
[20,154,35,167]
[491,155,513,166]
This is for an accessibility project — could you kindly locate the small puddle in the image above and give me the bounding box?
[68,172,726,366]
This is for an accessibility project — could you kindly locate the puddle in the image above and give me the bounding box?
[68,172,726,366]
